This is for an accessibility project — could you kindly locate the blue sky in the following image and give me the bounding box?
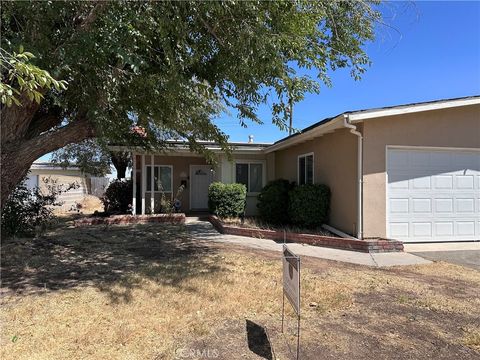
[215,1,480,143]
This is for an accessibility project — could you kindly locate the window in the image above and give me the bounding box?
[146,165,172,192]
[298,153,313,185]
[235,162,264,193]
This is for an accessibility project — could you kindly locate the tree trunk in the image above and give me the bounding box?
[1,112,94,209]
[110,151,130,179]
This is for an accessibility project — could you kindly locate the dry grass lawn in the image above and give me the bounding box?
[1,220,479,359]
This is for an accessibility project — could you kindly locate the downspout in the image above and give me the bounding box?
[343,115,363,240]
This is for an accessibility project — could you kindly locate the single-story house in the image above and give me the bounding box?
[111,95,480,243]
[27,162,91,211]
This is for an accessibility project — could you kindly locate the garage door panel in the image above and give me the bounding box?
[435,198,454,213]
[457,221,475,236]
[456,198,475,213]
[456,175,475,189]
[412,222,432,237]
[390,223,409,237]
[412,198,432,213]
[387,148,480,242]
[434,175,453,189]
[390,198,409,213]
[435,222,454,236]
[412,176,431,189]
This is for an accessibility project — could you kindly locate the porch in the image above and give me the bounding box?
[131,148,274,215]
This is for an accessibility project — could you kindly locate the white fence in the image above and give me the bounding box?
[87,177,111,198]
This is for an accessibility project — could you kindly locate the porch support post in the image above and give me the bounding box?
[150,154,154,214]
[132,152,136,215]
[141,154,145,215]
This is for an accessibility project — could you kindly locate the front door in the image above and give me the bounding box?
[190,165,213,210]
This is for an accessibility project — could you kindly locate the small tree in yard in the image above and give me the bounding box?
[1,1,381,208]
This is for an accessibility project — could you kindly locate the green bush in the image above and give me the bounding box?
[2,177,79,238]
[101,179,133,214]
[208,182,246,218]
[257,179,294,225]
[288,184,331,228]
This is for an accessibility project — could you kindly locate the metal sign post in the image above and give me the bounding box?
[281,244,301,360]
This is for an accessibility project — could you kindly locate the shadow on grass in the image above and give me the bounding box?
[246,320,274,360]
[1,223,221,303]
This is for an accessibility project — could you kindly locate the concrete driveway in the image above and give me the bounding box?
[405,242,480,270]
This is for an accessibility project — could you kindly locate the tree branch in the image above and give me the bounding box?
[25,107,63,139]
[76,2,108,32]
[200,16,224,46]
[22,115,95,163]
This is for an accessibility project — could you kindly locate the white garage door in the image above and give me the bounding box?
[387,148,480,242]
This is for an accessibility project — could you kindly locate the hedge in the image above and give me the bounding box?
[288,183,331,228]
[208,182,246,218]
[257,179,294,225]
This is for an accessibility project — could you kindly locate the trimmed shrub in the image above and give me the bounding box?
[208,182,246,218]
[288,184,331,228]
[101,179,132,214]
[257,179,294,225]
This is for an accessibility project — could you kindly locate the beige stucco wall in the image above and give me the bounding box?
[362,104,480,238]
[273,128,358,235]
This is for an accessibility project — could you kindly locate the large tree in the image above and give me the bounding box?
[1,1,380,207]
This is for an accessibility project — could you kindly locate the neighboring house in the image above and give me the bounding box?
[26,162,89,211]
[111,95,480,243]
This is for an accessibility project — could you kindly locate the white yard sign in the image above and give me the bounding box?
[282,244,300,315]
[281,244,301,359]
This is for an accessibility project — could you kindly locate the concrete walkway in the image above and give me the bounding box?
[185,218,431,267]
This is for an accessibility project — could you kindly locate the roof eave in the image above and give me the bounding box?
[349,97,480,123]
[264,115,345,153]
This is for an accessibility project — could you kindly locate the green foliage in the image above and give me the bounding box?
[0,47,66,106]
[288,184,331,228]
[1,177,78,237]
[101,179,132,214]
[51,139,113,176]
[208,182,246,218]
[257,179,294,225]
[1,1,380,157]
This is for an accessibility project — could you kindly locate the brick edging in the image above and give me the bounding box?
[208,215,403,253]
[74,213,186,227]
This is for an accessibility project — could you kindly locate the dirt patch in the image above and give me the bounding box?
[1,223,479,359]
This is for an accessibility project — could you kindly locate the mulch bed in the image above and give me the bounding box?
[208,215,403,253]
